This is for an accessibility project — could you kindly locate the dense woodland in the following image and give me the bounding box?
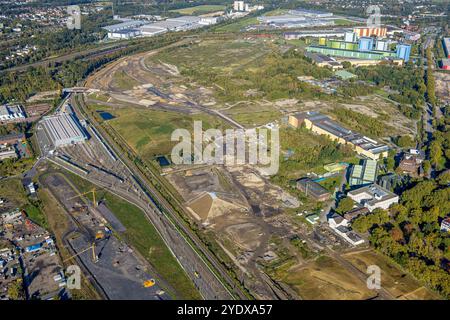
[351,175,450,298]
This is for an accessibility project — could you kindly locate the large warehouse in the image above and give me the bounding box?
[41,113,87,147]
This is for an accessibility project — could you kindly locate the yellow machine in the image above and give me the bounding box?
[63,242,98,263]
[67,188,98,207]
[95,230,105,240]
[143,279,155,288]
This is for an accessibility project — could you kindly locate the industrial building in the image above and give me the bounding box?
[41,112,87,148]
[258,8,335,29]
[347,184,399,212]
[349,159,378,186]
[443,38,450,58]
[0,133,25,145]
[288,9,333,18]
[353,27,387,38]
[296,177,331,202]
[139,24,167,37]
[284,30,347,39]
[304,51,343,70]
[289,112,389,160]
[103,20,147,33]
[0,104,25,121]
[105,15,217,39]
[107,28,142,39]
[306,30,411,62]
[0,147,17,160]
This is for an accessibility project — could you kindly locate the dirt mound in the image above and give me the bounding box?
[186,192,246,222]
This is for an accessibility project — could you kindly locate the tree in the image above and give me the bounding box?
[422,160,431,175]
[335,197,354,214]
[7,279,23,300]
[396,135,415,148]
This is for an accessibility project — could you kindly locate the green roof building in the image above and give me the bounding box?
[350,159,378,187]
[335,70,357,80]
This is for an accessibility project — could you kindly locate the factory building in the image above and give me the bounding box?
[353,27,387,38]
[296,178,331,202]
[41,113,87,148]
[258,8,335,29]
[0,105,26,121]
[306,45,396,60]
[306,35,411,63]
[103,20,147,33]
[375,40,389,51]
[289,112,389,160]
[288,9,333,18]
[140,25,167,37]
[443,38,450,58]
[358,37,374,52]
[304,52,343,70]
[108,28,142,39]
[396,44,411,62]
[344,31,357,43]
[284,30,347,39]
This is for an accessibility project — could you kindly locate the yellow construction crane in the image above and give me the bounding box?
[67,188,98,207]
[63,242,98,264]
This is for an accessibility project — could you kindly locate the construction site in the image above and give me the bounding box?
[51,35,438,300]
[40,172,168,300]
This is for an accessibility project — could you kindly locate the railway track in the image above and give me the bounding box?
[72,93,249,300]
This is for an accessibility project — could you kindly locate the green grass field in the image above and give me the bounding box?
[224,102,281,127]
[112,70,140,90]
[150,39,271,74]
[170,4,226,15]
[88,105,228,159]
[62,171,201,299]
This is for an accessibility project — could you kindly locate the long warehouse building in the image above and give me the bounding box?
[42,113,87,147]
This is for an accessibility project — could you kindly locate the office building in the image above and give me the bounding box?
[347,184,399,212]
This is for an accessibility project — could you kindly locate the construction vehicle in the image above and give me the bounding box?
[143,279,155,288]
[67,188,98,207]
[95,230,105,240]
[64,242,98,263]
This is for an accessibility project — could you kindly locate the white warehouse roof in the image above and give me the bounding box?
[42,113,87,147]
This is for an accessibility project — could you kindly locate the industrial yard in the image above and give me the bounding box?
[71,32,433,300]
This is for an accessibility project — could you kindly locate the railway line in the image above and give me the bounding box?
[71,93,248,299]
